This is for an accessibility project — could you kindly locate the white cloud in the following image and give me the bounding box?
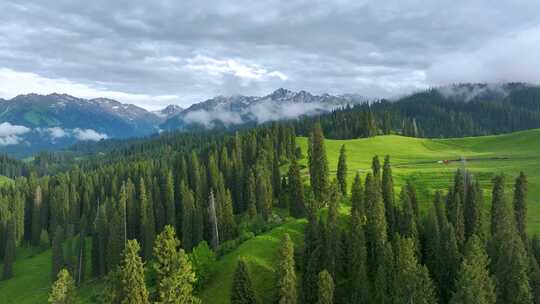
[185,55,288,81]
[46,127,68,139]
[73,128,108,141]
[0,68,179,111]
[0,122,30,146]
[427,25,540,85]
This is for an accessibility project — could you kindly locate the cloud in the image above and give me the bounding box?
[183,108,244,127]
[73,128,108,141]
[427,25,540,85]
[0,122,30,146]
[1,0,540,107]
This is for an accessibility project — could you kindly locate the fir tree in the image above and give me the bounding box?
[336,145,347,196]
[316,270,334,304]
[245,169,257,218]
[31,185,43,246]
[287,158,305,218]
[117,240,149,304]
[163,170,176,230]
[139,178,155,260]
[514,172,528,243]
[450,235,496,304]
[153,225,200,304]
[277,234,297,304]
[393,236,437,304]
[347,211,369,303]
[48,268,76,304]
[51,226,65,281]
[382,155,396,237]
[308,122,329,205]
[180,182,195,251]
[350,173,364,218]
[365,173,387,274]
[231,260,257,304]
[2,219,16,280]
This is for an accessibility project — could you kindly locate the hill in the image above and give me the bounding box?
[298,128,540,233]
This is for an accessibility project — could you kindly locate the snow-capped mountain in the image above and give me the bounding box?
[160,88,368,130]
[0,89,367,157]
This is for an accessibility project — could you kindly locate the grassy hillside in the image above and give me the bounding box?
[298,128,540,233]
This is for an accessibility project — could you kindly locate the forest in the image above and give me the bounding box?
[0,109,538,304]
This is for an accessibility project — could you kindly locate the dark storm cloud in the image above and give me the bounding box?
[1,0,540,109]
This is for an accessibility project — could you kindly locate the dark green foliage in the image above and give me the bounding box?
[277,234,297,304]
[287,158,305,218]
[489,175,532,304]
[316,270,334,304]
[51,226,64,281]
[180,181,195,251]
[350,173,364,218]
[514,172,528,243]
[2,219,16,280]
[139,178,155,260]
[450,235,496,304]
[231,260,257,304]
[308,122,329,205]
[393,236,437,304]
[336,145,347,196]
[382,155,396,237]
[364,173,387,274]
[346,211,369,303]
[31,185,43,246]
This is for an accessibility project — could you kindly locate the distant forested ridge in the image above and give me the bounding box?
[295,83,540,139]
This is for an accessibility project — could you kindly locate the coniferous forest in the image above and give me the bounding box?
[0,108,539,304]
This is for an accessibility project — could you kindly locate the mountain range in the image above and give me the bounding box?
[0,89,367,157]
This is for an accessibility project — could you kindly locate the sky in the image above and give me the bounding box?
[1,1,540,110]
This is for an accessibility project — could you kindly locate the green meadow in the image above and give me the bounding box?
[298,128,540,233]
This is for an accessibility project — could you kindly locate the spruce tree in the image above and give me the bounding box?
[31,185,43,246]
[163,170,176,230]
[316,270,334,304]
[336,145,347,196]
[350,173,364,218]
[450,235,496,304]
[139,178,155,260]
[180,182,195,251]
[382,155,396,237]
[231,260,257,304]
[246,169,257,218]
[107,198,125,270]
[208,189,220,250]
[2,219,16,280]
[153,225,200,304]
[489,176,532,304]
[51,226,65,281]
[364,173,387,274]
[277,234,297,304]
[48,268,76,304]
[308,122,329,205]
[287,158,305,218]
[117,240,149,304]
[347,211,369,303]
[393,236,437,304]
[514,171,528,243]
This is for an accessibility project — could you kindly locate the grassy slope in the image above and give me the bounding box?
[2,129,540,303]
[199,219,306,304]
[298,128,540,233]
